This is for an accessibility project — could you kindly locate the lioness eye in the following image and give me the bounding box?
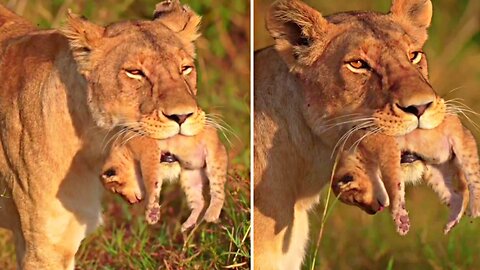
[409,51,423,64]
[346,60,370,73]
[181,65,193,75]
[125,69,145,80]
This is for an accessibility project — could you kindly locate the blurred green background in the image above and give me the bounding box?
[255,0,480,269]
[0,0,250,269]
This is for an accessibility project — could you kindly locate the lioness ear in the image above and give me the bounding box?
[266,0,332,69]
[153,0,201,54]
[62,10,105,74]
[390,0,432,29]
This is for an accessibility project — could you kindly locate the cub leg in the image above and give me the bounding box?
[363,134,409,235]
[180,169,205,232]
[424,163,467,234]
[379,159,409,235]
[101,147,142,204]
[450,127,480,217]
[143,160,181,225]
[204,141,228,223]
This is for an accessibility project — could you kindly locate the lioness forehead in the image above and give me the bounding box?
[104,20,184,49]
[327,11,411,43]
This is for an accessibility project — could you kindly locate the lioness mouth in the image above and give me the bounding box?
[401,152,422,164]
[160,152,177,163]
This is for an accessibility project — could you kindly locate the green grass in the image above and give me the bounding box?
[0,0,250,269]
[305,186,480,270]
[255,0,480,269]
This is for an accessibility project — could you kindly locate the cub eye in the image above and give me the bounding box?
[125,69,145,80]
[345,60,370,73]
[181,65,193,75]
[337,174,354,187]
[409,51,423,64]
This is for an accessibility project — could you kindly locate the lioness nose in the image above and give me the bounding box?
[164,113,193,125]
[397,102,432,118]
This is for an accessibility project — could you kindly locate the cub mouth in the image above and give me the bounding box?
[160,152,178,163]
[400,151,422,164]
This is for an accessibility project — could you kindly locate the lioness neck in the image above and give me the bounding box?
[254,47,333,208]
[0,29,107,195]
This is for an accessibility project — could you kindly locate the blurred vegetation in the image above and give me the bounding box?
[0,0,250,269]
[255,0,480,269]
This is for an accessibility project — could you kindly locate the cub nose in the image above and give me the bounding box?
[164,113,193,125]
[397,102,432,118]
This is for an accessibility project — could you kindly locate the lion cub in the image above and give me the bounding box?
[100,125,227,232]
[333,115,480,235]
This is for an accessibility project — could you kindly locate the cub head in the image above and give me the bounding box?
[63,0,204,139]
[332,153,389,214]
[267,0,445,137]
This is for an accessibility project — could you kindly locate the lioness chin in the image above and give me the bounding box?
[0,1,204,269]
[254,0,445,269]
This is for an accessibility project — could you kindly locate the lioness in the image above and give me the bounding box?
[100,123,228,232]
[0,1,204,268]
[333,114,480,235]
[254,0,446,268]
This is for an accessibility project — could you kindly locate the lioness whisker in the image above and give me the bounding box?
[102,127,128,153]
[442,86,466,97]
[350,127,382,153]
[445,102,480,116]
[205,118,234,146]
[331,121,375,158]
[120,132,141,147]
[319,117,376,133]
[108,127,132,150]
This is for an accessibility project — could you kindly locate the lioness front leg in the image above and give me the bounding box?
[180,169,205,232]
[14,182,102,270]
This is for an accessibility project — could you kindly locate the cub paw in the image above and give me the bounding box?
[468,200,480,218]
[121,189,143,204]
[444,219,460,234]
[145,204,161,225]
[393,209,410,236]
[204,206,222,223]
[181,220,195,232]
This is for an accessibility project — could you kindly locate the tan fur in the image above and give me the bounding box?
[254,0,443,268]
[0,1,204,269]
[100,124,228,232]
[334,114,479,235]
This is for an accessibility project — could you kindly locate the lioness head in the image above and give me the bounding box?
[267,0,445,137]
[63,0,204,139]
[332,154,389,215]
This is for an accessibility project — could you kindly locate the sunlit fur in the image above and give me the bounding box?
[100,119,228,232]
[255,0,443,269]
[0,1,205,268]
[334,114,480,235]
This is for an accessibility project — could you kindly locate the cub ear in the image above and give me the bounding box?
[153,0,201,54]
[62,10,105,74]
[390,0,432,29]
[266,0,332,70]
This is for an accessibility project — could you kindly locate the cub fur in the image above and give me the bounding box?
[333,114,480,235]
[100,123,227,232]
[255,0,444,268]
